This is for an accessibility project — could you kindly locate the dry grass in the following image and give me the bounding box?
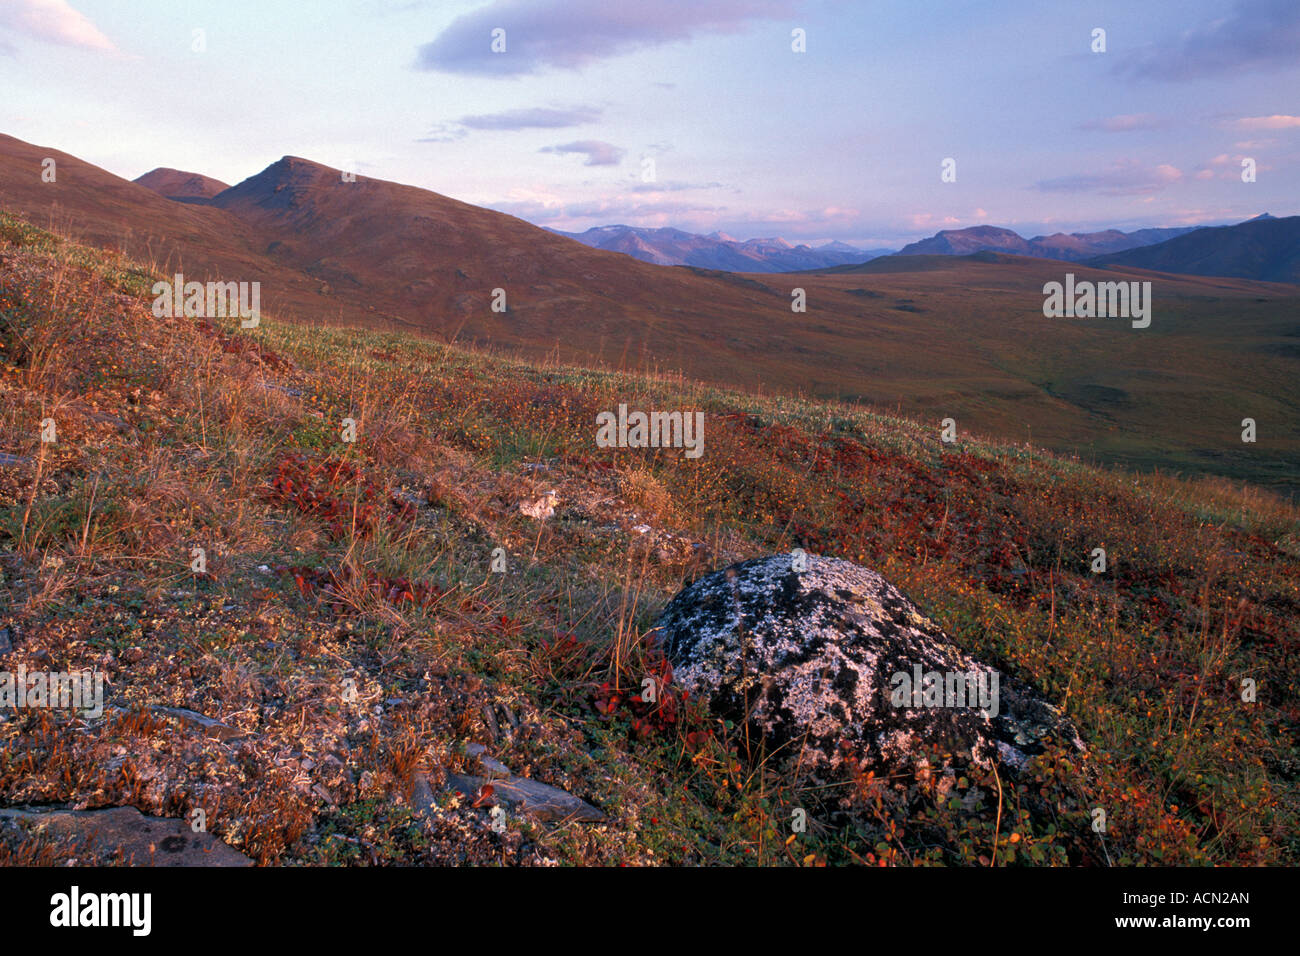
[1,213,1297,867]
[618,466,675,525]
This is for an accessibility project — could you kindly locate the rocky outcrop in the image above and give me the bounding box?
[654,554,1083,782]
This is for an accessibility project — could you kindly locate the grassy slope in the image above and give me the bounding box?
[2,215,1298,866]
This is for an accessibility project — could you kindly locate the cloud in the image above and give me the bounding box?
[629,180,723,193]
[417,105,601,142]
[416,123,469,143]
[1199,153,1269,180]
[540,140,625,166]
[1119,0,1300,81]
[1235,114,1300,130]
[1034,160,1183,196]
[0,0,115,52]
[1077,113,1165,132]
[414,0,804,75]
[460,106,601,130]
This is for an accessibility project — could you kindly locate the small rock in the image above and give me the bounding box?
[519,491,561,520]
[440,772,605,824]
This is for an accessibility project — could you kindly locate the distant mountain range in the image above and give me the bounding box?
[814,215,1299,285]
[547,224,896,272]
[895,223,1205,261]
[543,214,1286,276]
[1087,214,1299,284]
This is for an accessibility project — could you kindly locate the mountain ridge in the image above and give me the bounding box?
[1087,215,1300,283]
[549,223,896,272]
[896,223,1204,260]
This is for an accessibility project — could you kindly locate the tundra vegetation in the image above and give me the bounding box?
[1,212,1297,866]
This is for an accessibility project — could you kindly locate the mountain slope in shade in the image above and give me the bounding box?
[1088,215,1300,283]
[134,167,231,203]
[1027,226,1199,258]
[550,223,894,272]
[897,224,1201,260]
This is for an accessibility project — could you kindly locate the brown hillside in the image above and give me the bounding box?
[134,167,231,201]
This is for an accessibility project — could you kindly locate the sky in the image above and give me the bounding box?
[1,0,1297,246]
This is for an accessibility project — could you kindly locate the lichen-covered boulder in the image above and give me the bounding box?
[654,554,1082,782]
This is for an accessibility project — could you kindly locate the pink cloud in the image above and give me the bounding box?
[1235,115,1300,130]
[0,0,115,52]
[1035,160,1183,196]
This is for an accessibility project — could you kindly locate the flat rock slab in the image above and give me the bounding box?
[655,553,1083,782]
[440,771,606,823]
[0,806,253,866]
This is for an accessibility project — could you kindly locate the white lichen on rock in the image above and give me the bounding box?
[654,554,1083,782]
